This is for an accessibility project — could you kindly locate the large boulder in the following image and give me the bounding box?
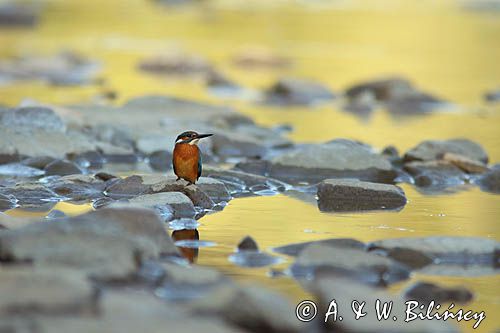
[317,179,407,211]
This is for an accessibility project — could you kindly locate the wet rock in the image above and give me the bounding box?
[238,140,396,184]
[0,207,178,280]
[205,70,239,89]
[0,3,39,26]
[187,284,302,333]
[21,156,56,169]
[417,264,498,277]
[404,281,473,305]
[346,77,415,102]
[155,262,228,300]
[368,236,499,265]
[204,166,288,195]
[273,238,365,256]
[237,236,259,251]
[211,132,267,159]
[44,159,83,176]
[38,289,242,333]
[0,126,99,159]
[138,53,212,76]
[0,163,45,177]
[0,152,20,165]
[386,92,447,115]
[314,277,458,333]
[476,166,500,194]
[232,48,291,69]
[46,174,106,201]
[147,176,216,209]
[317,179,407,212]
[194,177,232,203]
[128,192,195,220]
[94,172,117,182]
[0,183,59,206]
[0,106,65,132]
[69,151,106,170]
[263,77,335,106]
[229,251,284,268]
[404,138,488,163]
[229,236,283,268]
[484,88,500,102]
[92,196,115,209]
[0,51,100,85]
[383,247,434,269]
[168,218,200,230]
[104,174,218,208]
[46,209,66,219]
[291,244,410,286]
[345,77,449,116]
[0,193,17,211]
[148,150,172,171]
[343,89,376,116]
[382,145,400,159]
[0,267,97,316]
[404,160,467,190]
[440,152,489,174]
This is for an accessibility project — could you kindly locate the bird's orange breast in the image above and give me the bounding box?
[173,143,199,183]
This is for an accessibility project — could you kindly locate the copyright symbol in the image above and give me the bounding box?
[295,300,317,322]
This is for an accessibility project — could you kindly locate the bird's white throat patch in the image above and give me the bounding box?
[189,138,200,145]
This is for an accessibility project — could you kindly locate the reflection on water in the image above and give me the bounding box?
[1,0,499,332]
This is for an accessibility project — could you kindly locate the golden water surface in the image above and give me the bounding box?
[1,1,499,332]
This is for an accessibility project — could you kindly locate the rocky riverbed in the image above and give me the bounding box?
[0,94,499,332]
[1,1,500,332]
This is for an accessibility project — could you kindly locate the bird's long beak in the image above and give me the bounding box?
[197,133,213,139]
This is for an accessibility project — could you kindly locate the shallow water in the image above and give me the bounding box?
[1,0,499,332]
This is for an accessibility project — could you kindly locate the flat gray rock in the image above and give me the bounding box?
[369,236,499,265]
[263,77,335,106]
[238,139,397,184]
[314,277,458,333]
[476,166,500,194]
[404,160,468,190]
[404,138,488,163]
[290,244,410,286]
[317,179,406,212]
[0,106,65,132]
[0,207,178,280]
[0,266,97,316]
[273,238,365,256]
[187,284,303,333]
[44,159,83,176]
[46,174,106,201]
[128,192,195,219]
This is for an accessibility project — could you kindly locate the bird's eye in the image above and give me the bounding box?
[191,133,196,137]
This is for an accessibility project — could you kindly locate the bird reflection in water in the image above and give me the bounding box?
[172,229,199,263]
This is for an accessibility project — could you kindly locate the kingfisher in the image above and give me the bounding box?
[172,131,213,185]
